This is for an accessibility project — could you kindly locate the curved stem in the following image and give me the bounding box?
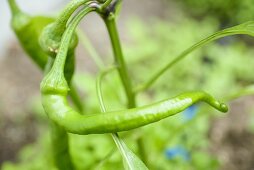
[96,66,118,112]
[223,84,254,101]
[49,6,95,76]
[53,0,90,32]
[96,67,148,169]
[95,66,128,165]
[135,21,254,93]
[54,0,114,30]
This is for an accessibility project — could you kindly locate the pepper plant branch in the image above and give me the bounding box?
[93,49,146,170]
[103,17,136,108]
[99,2,149,162]
[96,67,149,169]
[96,66,118,112]
[8,0,21,15]
[100,0,114,11]
[135,21,254,93]
[96,66,134,167]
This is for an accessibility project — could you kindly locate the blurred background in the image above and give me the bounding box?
[1,0,254,169]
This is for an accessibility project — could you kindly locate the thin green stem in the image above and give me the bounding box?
[103,17,136,108]
[95,148,116,170]
[102,13,149,165]
[100,0,114,10]
[96,66,118,112]
[52,6,95,73]
[54,0,113,29]
[77,29,105,69]
[53,0,90,31]
[8,0,21,15]
[135,22,254,93]
[95,66,130,166]
[223,84,254,101]
[96,66,147,169]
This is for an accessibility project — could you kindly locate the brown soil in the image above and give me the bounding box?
[210,97,254,170]
[0,43,41,164]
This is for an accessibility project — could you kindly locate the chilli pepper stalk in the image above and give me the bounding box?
[39,0,111,84]
[135,21,254,93]
[96,66,148,170]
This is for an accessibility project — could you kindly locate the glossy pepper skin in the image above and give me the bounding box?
[41,67,227,135]
[8,0,54,70]
[42,86,227,135]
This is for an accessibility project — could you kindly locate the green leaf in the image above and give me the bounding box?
[112,135,149,170]
[96,68,148,170]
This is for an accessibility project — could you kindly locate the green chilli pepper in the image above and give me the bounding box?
[40,3,227,135]
[42,85,227,135]
[8,0,54,69]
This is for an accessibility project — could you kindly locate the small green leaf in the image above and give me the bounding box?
[113,135,148,170]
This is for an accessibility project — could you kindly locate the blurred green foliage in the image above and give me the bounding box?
[2,8,254,170]
[177,0,254,25]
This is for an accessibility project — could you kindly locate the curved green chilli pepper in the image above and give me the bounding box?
[40,4,227,135]
[8,0,54,69]
[38,0,88,83]
[42,87,227,135]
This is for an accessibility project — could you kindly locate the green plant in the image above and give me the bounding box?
[5,0,254,169]
[176,0,254,25]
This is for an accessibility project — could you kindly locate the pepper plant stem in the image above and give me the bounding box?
[103,17,136,108]
[103,15,150,164]
[8,0,20,15]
